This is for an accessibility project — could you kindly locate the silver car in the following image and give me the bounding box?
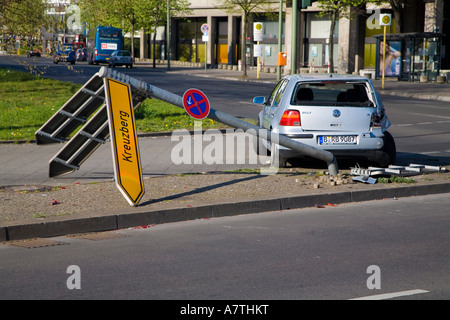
[253,73,395,168]
[108,50,133,68]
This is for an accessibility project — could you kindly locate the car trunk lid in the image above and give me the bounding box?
[298,106,372,132]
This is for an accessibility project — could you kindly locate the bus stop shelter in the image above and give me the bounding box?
[374,32,446,82]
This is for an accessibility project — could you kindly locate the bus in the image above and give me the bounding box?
[86,26,123,65]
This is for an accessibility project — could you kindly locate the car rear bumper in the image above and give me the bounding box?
[271,133,384,158]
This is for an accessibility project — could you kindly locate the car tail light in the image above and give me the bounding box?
[370,112,382,127]
[279,110,301,126]
[94,49,98,56]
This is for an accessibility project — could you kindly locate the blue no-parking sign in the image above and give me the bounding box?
[183,89,210,120]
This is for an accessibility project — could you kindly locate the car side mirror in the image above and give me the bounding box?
[253,96,266,105]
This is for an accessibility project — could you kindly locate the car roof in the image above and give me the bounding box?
[286,73,370,82]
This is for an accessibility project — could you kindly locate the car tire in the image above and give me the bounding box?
[253,121,271,156]
[381,131,396,165]
[270,143,288,168]
[368,131,396,168]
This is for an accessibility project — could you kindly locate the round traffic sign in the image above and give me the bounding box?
[183,89,210,120]
[201,23,210,34]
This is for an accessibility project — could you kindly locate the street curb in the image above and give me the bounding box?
[2,182,450,242]
[378,90,450,103]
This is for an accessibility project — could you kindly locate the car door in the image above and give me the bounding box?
[262,79,289,130]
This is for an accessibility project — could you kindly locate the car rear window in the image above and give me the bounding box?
[291,81,374,107]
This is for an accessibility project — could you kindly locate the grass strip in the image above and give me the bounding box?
[0,68,239,142]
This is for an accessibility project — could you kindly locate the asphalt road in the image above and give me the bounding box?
[1,193,449,301]
[384,95,450,166]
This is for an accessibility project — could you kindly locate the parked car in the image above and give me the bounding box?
[108,50,133,68]
[53,44,76,65]
[27,49,41,58]
[253,73,396,168]
[76,48,87,61]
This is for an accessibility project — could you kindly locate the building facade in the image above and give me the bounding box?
[139,0,448,75]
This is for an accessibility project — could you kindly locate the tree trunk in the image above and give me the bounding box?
[328,11,337,73]
[130,23,135,59]
[153,27,157,68]
[241,13,248,77]
[389,0,403,33]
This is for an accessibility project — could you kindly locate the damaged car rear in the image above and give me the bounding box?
[254,74,395,168]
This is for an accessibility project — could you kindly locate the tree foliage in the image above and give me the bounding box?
[78,0,190,58]
[316,0,378,73]
[0,0,46,37]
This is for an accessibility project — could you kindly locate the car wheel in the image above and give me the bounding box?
[270,143,288,168]
[368,131,396,167]
[381,131,396,164]
[253,121,271,156]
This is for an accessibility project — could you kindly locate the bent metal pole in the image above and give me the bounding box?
[98,67,339,175]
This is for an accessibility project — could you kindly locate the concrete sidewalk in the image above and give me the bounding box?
[1,63,450,242]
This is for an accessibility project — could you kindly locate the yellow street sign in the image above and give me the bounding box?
[104,78,144,206]
[380,14,392,26]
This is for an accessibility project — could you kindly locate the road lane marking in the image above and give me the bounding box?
[349,289,429,300]
[393,120,450,127]
[419,150,450,155]
[410,113,450,120]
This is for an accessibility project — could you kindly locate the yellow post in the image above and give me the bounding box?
[382,25,387,90]
[257,41,260,80]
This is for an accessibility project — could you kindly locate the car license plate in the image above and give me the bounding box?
[318,135,357,145]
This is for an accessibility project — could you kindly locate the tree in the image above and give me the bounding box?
[386,0,403,33]
[135,0,191,68]
[79,0,139,57]
[0,0,46,42]
[316,0,370,73]
[80,0,190,61]
[214,0,270,77]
